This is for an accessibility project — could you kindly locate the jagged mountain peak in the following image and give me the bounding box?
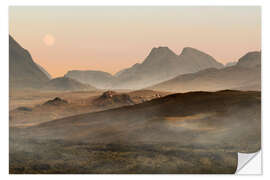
[180,47,211,57]
[149,46,176,56]
[142,46,178,65]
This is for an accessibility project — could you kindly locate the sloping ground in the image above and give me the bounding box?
[10,90,261,174]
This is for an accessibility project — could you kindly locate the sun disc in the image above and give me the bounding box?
[43,34,55,46]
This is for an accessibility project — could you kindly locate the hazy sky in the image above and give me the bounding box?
[9,6,261,78]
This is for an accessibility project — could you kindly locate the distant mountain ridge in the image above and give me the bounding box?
[66,46,224,90]
[10,34,259,92]
[65,70,117,89]
[150,51,261,92]
[113,47,224,89]
[42,76,96,91]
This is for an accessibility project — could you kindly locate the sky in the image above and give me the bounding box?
[9,6,261,78]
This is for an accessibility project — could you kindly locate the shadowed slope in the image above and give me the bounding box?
[9,35,50,89]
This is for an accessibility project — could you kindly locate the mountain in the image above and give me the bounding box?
[237,51,261,68]
[65,70,117,89]
[150,51,261,92]
[36,63,52,79]
[178,47,224,72]
[63,47,223,90]
[113,47,224,89]
[9,35,50,89]
[42,76,96,91]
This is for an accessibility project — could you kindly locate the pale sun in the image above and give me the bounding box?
[43,34,55,46]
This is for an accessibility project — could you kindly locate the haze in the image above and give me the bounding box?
[9,6,261,78]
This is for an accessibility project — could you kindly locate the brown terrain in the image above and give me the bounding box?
[10,90,261,174]
[10,89,170,127]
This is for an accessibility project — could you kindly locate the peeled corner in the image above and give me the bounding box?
[235,150,262,175]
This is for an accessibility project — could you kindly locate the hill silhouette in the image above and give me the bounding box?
[9,35,50,89]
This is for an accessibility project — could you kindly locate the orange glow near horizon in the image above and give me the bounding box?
[9,6,261,78]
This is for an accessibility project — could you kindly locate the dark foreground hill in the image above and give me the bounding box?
[10,90,260,174]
